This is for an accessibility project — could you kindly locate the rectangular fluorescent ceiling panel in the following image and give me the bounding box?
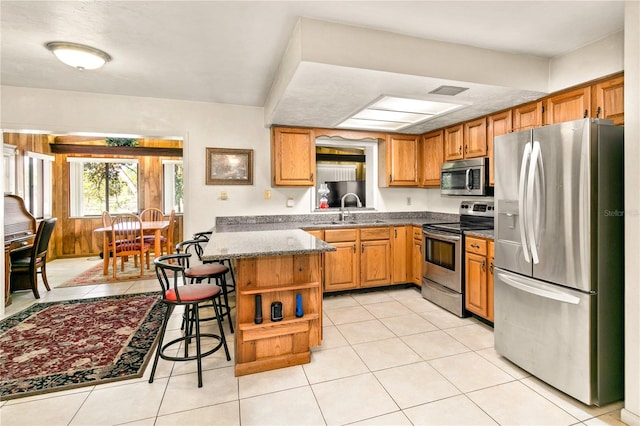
[337,96,463,131]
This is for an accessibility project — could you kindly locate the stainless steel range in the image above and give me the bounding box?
[422,201,494,317]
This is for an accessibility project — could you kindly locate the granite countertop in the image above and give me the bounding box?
[201,228,336,261]
[465,229,494,239]
[214,212,459,233]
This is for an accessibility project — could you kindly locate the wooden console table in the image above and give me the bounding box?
[202,229,335,376]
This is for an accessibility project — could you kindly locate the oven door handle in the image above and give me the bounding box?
[423,230,461,243]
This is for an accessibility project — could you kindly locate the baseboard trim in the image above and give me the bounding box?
[622,408,640,426]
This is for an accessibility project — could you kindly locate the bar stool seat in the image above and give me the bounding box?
[176,239,234,334]
[149,253,231,388]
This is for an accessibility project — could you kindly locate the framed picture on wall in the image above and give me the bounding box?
[205,147,254,185]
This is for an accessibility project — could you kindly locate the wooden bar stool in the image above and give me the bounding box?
[176,239,234,333]
[149,253,231,388]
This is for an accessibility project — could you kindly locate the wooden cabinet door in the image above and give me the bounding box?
[487,110,512,187]
[421,130,443,187]
[592,75,624,125]
[271,127,315,186]
[488,241,495,322]
[386,134,419,186]
[545,87,591,125]
[391,226,408,284]
[513,101,543,132]
[360,240,391,287]
[443,124,464,161]
[464,118,487,158]
[465,251,488,318]
[412,237,422,286]
[324,241,359,291]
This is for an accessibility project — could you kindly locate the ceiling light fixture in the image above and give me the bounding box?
[45,41,111,70]
[337,96,465,132]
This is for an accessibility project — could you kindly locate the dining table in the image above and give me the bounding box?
[94,220,170,275]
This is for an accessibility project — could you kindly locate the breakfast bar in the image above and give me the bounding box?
[201,229,336,376]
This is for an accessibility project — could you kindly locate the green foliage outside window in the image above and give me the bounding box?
[82,162,138,215]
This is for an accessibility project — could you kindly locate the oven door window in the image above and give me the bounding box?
[425,236,456,270]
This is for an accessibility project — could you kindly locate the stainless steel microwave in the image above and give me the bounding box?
[440,157,492,196]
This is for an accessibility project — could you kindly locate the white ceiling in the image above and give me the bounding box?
[0,1,625,134]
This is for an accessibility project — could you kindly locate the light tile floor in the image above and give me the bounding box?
[0,257,627,426]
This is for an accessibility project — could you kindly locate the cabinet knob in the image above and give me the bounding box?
[583,109,588,118]
[465,145,468,154]
[482,260,486,272]
[490,261,494,273]
[596,106,601,118]
[471,243,480,249]
[353,244,356,253]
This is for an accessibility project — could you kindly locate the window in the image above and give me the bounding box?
[314,138,378,210]
[69,158,139,216]
[4,144,17,194]
[24,152,54,219]
[163,160,183,214]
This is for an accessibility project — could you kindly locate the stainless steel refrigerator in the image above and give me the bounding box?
[493,118,624,406]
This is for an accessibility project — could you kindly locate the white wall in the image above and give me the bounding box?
[622,1,640,424]
[0,86,442,239]
[549,31,624,92]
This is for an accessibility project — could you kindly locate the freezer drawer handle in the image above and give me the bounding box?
[497,272,580,305]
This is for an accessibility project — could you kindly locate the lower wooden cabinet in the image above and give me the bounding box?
[411,226,422,286]
[465,236,492,321]
[323,228,359,291]
[312,226,414,293]
[391,226,408,284]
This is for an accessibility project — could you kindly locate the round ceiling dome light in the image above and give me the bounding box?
[45,41,111,70]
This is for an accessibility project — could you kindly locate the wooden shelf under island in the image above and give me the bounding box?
[201,229,336,376]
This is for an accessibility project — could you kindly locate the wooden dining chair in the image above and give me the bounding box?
[139,207,174,255]
[110,213,150,279]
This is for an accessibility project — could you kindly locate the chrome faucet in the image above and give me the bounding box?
[340,192,362,222]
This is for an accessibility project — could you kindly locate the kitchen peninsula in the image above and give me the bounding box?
[201,229,336,376]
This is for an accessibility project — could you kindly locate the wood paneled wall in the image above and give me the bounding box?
[4,134,184,259]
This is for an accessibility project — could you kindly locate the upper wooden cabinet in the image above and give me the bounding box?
[487,110,512,187]
[544,87,591,125]
[379,134,420,187]
[512,101,543,132]
[444,120,486,162]
[443,124,464,161]
[464,118,488,158]
[271,127,316,186]
[421,130,443,187]
[592,75,624,125]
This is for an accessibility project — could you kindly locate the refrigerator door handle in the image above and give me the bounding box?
[497,272,580,304]
[527,141,541,264]
[518,143,532,263]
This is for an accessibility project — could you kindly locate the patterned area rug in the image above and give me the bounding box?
[59,261,157,287]
[0,292,164,400]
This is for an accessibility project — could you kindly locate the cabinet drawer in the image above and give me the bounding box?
[412,226,422,240]
[465,237,487,255]
[324,228,357,243]
[360,227,390,241]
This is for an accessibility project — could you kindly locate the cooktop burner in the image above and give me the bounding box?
[423,201,494,234]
